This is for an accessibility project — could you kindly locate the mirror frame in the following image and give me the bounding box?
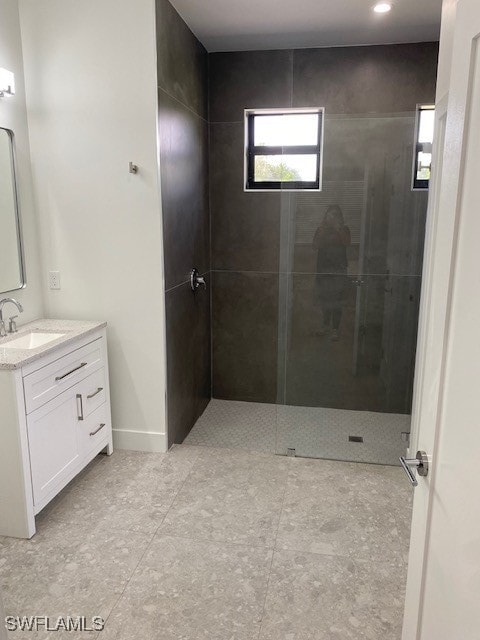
[0,127,26,294]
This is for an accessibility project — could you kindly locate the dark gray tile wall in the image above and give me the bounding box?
[209,42,438,411]
[157,0,210,445]
[159,91,210,289]
[284,273,421,413]
[293,43,438,114]
[212,271,279,402]
[156,0,207,119]
[209,50,293,123]
[165,282,211,444]
[210,123,281,272]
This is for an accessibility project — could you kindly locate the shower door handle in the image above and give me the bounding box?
[399,450,429,487]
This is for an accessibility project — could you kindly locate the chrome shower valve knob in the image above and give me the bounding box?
[190,268,207,291]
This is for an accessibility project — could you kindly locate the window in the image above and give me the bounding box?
[244,108,324,191]
[412,105,435,190]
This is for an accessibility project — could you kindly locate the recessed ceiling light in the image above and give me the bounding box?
[373,2,392,13]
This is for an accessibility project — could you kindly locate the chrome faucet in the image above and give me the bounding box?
[0,298,24,337]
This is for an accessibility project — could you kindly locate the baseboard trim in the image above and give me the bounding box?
[112,428,167,453]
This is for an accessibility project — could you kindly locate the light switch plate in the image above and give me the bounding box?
[49,271,61,290]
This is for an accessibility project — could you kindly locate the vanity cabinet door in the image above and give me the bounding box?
[26,388,81,507]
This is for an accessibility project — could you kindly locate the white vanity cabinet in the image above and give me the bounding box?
[0,322,113,538]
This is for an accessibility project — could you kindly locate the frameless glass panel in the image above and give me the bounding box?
[275,112,428,465]
[254,113,319,147]
[254,154,317,182]
[288,115,428,278]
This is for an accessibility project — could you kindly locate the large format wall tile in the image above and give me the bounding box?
[210,123,281,272]
[284,273,421,412]
[212,271,279,403]
[156,0,207,119]
[291,114,429,278]
[293,42,438,114]
[157,0,210,445]
[166,281,211,446]
[159,90,209,289]
[209,50,293,123]
[208,44,435,409]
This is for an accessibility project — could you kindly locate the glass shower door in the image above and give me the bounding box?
[275,112,428,465]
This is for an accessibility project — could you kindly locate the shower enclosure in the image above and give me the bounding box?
[187,108,431,465]
[170,42,438,466]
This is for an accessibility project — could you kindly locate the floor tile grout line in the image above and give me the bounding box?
[144,530,277,552]
[38,450,196,538]
[256,463,291,640]
[90,451,199,632]
[42,449,205,634]
[149,527,284,551]
[150,447,205,535]
[100,528,157,631]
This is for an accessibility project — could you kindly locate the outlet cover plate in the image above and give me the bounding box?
[49,271,61,290]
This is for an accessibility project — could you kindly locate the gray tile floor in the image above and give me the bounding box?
[0,446,412,639]
[185,399,411,465]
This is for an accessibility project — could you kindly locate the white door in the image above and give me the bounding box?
[403,0,480,637]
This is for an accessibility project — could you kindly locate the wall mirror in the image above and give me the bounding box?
[0,127,25,293]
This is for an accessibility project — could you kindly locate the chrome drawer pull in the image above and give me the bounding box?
[87,387,103,399]
[76,394,84,421]
[55,362,87,381]
[89,423,106,437]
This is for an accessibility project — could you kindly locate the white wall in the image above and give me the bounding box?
[19,0,168,451]
[0,0,43,322]
[436,0,458,102]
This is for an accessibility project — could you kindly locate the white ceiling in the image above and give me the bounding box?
[169,0,442,52]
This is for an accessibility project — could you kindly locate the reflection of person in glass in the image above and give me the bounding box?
[313,205,351,341]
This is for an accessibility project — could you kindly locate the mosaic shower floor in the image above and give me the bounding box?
[185,399,410,465]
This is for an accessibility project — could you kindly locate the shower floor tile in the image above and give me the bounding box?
[184,399,277,453]
[185,399,411,465]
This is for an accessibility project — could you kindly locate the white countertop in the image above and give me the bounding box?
[0,319,107,371]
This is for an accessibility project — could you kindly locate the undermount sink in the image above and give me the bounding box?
[2,332,65,350]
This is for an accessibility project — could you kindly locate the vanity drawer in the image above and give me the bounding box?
[79,404,110,457]
[24,338,103,414]
[76,368,106,419]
